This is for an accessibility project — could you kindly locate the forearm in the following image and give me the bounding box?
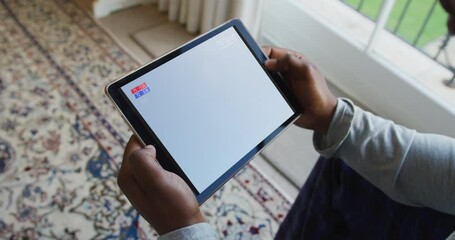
[314,98,455,214]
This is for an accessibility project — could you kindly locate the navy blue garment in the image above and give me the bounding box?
[275,157,455,240]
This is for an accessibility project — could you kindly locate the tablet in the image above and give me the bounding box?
[105,19,299,204]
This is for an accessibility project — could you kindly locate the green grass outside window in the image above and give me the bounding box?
[344,0,448,48]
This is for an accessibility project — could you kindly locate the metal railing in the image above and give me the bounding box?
[340,0,455,87]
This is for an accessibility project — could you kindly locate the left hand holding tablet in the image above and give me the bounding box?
[118,135,205,235]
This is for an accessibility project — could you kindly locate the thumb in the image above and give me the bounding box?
[142,145,157,159]
[128,145,166,189]
[265,58,289,72]
[265,53,302,73]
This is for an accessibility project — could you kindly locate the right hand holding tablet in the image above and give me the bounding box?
[263,47,337,134]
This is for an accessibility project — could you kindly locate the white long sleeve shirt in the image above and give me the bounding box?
[315,98,455,214]
[159,98,455,239]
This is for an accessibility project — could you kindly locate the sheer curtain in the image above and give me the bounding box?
[155,0,263,37]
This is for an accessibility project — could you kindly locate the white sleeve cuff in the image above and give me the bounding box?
[158,222,218,240]
[313,98,355,158]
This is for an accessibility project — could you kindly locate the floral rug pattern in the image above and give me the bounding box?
[0,0,291,239]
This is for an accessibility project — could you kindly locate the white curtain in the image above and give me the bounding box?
[153,0,263,37]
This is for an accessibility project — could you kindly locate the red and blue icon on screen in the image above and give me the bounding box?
[131,83,150,99]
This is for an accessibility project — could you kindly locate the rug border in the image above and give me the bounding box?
[248,161,294,204]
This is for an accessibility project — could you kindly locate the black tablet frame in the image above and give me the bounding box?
[105,19,300,204]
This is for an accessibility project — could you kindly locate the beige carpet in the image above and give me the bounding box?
[0,0,292,238]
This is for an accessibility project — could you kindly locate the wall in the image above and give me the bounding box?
[93,0,154,18]
[260,0,455,137]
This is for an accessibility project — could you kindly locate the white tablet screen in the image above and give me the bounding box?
[121,27,294,193]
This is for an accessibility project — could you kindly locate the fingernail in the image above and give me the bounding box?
[144,145,155,149]
[265,59,276,67]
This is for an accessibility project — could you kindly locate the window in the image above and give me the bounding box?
[260,0,455,137]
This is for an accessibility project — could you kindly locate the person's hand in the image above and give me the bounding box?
[263,47,337,134]
[117,135,205,235]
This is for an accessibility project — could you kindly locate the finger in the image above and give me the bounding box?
[124,135,143,160]
[128,145,167,192]
[118,146,150,208]
[119,135,141,189]
[117,164,152,216]
[261,46,272,57]
[265,53,293,72]
[288,52,312,66]
[267,47,296,59]
[264,59,280,71]
[119,136,141,189]
[266,53,313,74]
[119,135,156,197]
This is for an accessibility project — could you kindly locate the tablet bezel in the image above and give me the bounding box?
[105,19,300,204]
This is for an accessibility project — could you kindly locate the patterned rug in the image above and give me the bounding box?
[0,0,291,239]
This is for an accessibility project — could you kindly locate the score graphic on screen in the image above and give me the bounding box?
[131,83,150,99]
